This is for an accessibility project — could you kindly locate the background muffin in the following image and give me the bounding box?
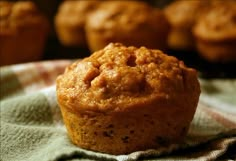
[164,0,210,51]
[85,1,170,52]
[56,43,200,154]
[55,0,100,47]
[193,1,236,63]
[0,1,49,66]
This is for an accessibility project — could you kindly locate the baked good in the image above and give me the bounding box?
[164,0,210,50]
[85,1,170,52]
[193,1,236,63]
[0,1,49,66]
[55,0,100,47]
[56,43,200,154]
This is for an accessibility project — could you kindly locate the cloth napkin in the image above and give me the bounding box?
[0,60,236,161]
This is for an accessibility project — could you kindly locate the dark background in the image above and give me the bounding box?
[4,0,236,78]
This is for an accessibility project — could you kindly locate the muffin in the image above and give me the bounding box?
[164,0,210,51]
[193,1,236,63]
[55,0,100,47]
[85,1,170,52]
[0,1,49,66]
[56,43,200,155]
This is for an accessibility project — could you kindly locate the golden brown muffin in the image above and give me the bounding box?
[55,0,100,47]
[0,1,49,66]
[193,1,236,63]
[56,43,200,155]
[85,1,170,52]
[164,0,210,51]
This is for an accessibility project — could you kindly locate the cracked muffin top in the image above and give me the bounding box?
[56,43,200,112]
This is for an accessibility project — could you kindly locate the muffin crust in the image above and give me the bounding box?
[55,0,100,47]
[0,1,49,65]
[164,0,210,50]
[193,1,236,62]
[85,1,170,52]
[57,43,200,154]
[194,2,236,41]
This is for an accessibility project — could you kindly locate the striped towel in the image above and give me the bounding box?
[0,60,236,161]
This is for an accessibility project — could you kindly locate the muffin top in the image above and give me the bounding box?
[164,0,210,29]
[86,1,166,32]
[193,1,236,41]
[0,1,48,35]
[55,0,100,27]
[57,43,199,112]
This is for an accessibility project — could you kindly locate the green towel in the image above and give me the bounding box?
[1,60,236,161]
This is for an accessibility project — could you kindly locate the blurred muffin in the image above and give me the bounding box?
[85,1,170,52]
[164,0,210,51]
[56,43,200,154]
[55,0,100,47]
[0,1,49,66]
[193,1,236,63]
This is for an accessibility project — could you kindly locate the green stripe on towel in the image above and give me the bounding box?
[0,93,55,161]
[0,67,24,100]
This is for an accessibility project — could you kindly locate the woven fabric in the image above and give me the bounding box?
[0,60,236,161]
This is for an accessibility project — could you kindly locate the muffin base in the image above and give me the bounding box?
[196,39,236,63]
[0,28,47,66]
[60,99,195,155]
